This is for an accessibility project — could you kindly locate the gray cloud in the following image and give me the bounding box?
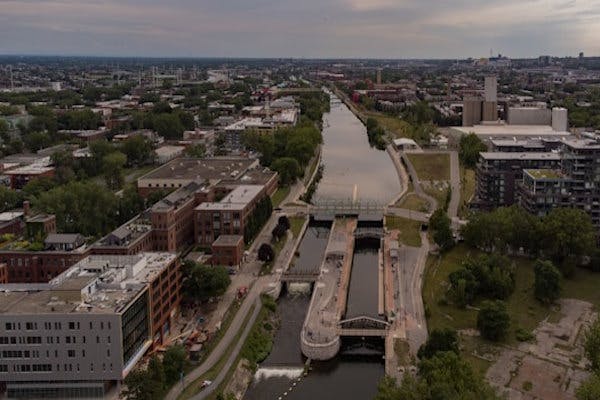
[0,0,598,57]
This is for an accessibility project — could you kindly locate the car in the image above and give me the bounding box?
[201,380,212,389]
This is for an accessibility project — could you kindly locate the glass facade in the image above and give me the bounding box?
[121,291,149,365]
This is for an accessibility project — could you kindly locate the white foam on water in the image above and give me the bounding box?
[253,367,304,382]
[287,282,311,295]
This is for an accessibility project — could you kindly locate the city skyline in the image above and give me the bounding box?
[1,0,599,58]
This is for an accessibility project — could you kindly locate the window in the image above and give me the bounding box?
[68,322,75,330]
[5,323,12,331]
[67,350,75,358]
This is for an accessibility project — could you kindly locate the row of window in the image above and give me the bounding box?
[5,321,112,332]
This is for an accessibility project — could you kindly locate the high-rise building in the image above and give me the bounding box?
[482,76,498,121]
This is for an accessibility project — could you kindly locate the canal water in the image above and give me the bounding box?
[313,94,401,205]
[345,238,381,319]
[246,93,398,400]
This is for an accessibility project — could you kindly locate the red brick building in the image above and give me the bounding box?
[211,235,244,267]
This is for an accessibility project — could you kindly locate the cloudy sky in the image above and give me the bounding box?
[0,0,599,58]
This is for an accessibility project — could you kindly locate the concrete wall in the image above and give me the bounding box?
[462,98,482,127]
[507,107,551,126]
[552,107,568,132]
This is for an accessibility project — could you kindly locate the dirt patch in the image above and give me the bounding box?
[223,358,253,400]
[486,299,595,400]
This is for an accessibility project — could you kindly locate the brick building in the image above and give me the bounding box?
[194,185,266,245]
[211,235,244,267]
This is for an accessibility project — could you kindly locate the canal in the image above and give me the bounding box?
[314,94,401,204]
[245,92,397,400]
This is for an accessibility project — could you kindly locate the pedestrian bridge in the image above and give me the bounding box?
[309,200,384,222]
[281,271,320,282]
[338,316,390,337]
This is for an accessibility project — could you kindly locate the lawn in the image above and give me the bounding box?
[458,167,476,219]
[271,187,290,208]
[397,193,431,213]
[407,153,451,181]
[423,185,449,209]
[385,216,422,247]
[365,112,412,139]
[290,216,306,238]
[422,244,600,374]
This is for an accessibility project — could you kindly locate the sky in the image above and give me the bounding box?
[1,0,599,59]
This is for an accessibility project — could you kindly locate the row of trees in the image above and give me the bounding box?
[123,345,189,400]
[242,119,322,186]
[32,181,147,237]
[448,257,562,342]
[243,197,273,244]
[365,117,386,150]
[462,206,597,274]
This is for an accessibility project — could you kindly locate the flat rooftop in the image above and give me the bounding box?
[563,138,600,150]
[480,152,561,161]
[138,157,258,182]
[212,235,243,246]
[196,185,264,211]
[524,169,563,180]
[454,124,571,137]
[0,253,176,315]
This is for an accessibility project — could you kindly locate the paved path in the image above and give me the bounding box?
[400,152,438,211]
[447,151,460,220]
[189,298,262,400]
[166,184,305,400]
[385,207,430,222]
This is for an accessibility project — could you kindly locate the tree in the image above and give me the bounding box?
[121,135,155,167]
[103,151,127,190]
[122,356,165,400]
[584,318,600,371]
[23,177,56,200]
[278,215,290,230]
[541,207,596,267]
[24,131,52,152]
[477,300,510,341]
[417,329,459,360]
[271,223,287,241]
[577,373,600,400]
[0,186,24,212]
[534,259,561,304]
[459,133,487,168]
[429,208,454,252]
[271,157,300,186]
[418,351,500,399]
[182,262,231,303]
[162,345,189,385]
[258,243,274,262]
[185,143,206,158]
[35,181,119,236]
[153,113,184,140]
[147,356,166,393]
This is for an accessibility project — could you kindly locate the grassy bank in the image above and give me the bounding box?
[385,216,422,247]
[406,153,451,181]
